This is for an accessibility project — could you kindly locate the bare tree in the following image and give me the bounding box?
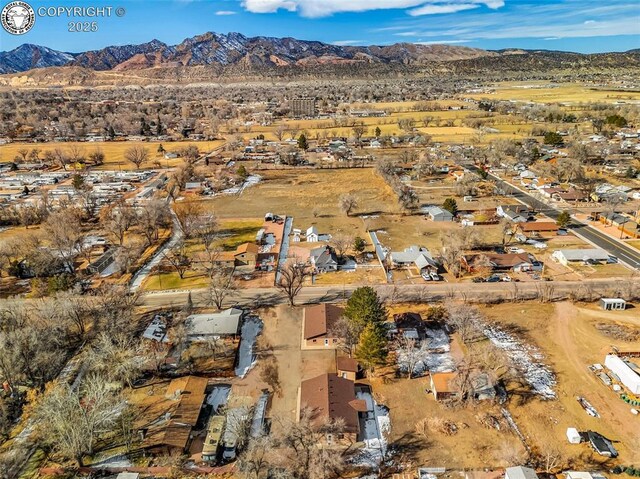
[330,233,353,260]
[88,332,145,387]
[276,261,310,306]
[338,193,358,217]
[163,241,192,279]
[329,315,361,358]
[100,200,137,246]
[36,374,124,466]
[237,435,275,479]
[444,302,482,343]
[173,199,204,238]
[42,208,84,272]
[274,124,287,141]
[394,336,423,379]
[205,268,238,309]
[138,199,171,246]
[124,145,149,169]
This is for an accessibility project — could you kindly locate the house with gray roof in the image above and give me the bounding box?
[551,248,610,266]
[310,246,339,273]
[423,205,454,221]
[186,308,244,339]
[390,246,437,272]
[505,466,539,479]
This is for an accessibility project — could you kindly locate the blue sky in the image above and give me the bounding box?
[1,0,639,53]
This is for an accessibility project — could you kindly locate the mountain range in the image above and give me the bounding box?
[1,31,501,74]
[1,32,639,79]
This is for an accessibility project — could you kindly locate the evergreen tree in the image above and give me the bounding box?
[374,126,381,138]
[355,322,388,375]
[297,133,309,150]
[237,164,249,179]
[353,237,366,257]
[442,197,458,216]
[556,210,571,228]
[344,286,386,331]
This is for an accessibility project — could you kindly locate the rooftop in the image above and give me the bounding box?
[304,303,343,340]
[299,373,360,433]
[187,308,244,337]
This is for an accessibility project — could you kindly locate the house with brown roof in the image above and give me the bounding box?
[141,376,208,455]
[517,221,559,235]
[210,242,259,270]
[302,304,343,350]
[337,357,362,381]
[297,373,367,443]
[234,242,259,268]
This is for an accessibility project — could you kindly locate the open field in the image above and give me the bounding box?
[466,82,640,104]
[204,167,397,232]
[0,140,225,169]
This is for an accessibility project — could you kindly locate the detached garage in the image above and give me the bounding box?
[604,354,640,395]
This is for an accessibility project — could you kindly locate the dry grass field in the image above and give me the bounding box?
[0,139,225,169]
[467,82,640,104]
[204,168,397,234]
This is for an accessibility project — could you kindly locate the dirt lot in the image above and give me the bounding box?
[479,302,640,466]
[258,305,337,427]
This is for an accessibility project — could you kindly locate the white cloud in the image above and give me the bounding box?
[332,39,365,45]
[241,0,504,17]
[583,20,596,24]
[215,10,238,15]
[415,39,470,44]
[408,3,479,16]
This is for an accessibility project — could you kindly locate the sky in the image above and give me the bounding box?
[1,0,639,53]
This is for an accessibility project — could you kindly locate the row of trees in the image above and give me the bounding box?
[375,158,419,214]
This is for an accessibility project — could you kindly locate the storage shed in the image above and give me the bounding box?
[599,298,626,311]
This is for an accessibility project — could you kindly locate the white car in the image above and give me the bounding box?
[421,273,432,281]
[430,272,440,281]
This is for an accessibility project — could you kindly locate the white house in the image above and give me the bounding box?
[551,248,610,266]
[604,354,640,394]
[306,226,319,242]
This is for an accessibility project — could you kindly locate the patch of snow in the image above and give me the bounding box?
[483,324,556,399]
[235,316,263,378]
[92,454,132,468]
[396,328,455,377]
[353,389,392,468]
[206,385,231,413]
[219,174,262,196]
[425,327,450,352]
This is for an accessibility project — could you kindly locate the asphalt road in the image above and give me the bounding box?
[466,165,640,270]
[140,278,637,310]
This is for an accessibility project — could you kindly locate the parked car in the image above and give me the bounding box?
[430,272,440,281]
[421,272,432,281]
